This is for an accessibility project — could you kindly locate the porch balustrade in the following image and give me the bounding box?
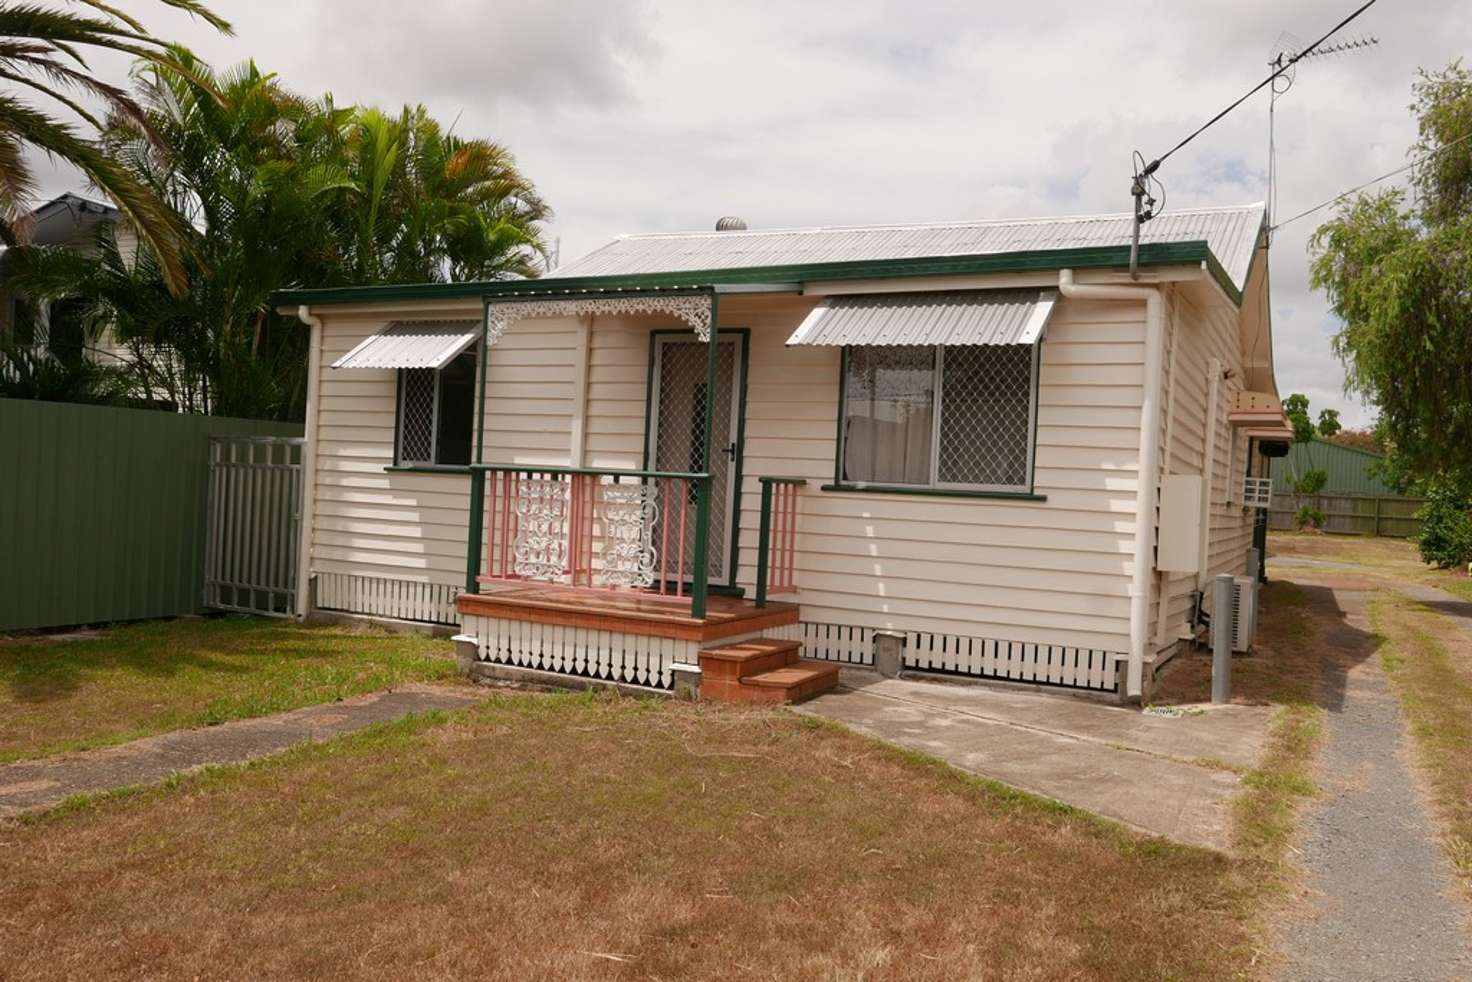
[755,477,806,607]
[470,463,716,616]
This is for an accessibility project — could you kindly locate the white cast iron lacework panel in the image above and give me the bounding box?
[487,295,712,344]
[513,478,571,579]
[598,482,659,588]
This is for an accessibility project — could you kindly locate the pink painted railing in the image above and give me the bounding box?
[476,465,707,598]
[755,477,807,607]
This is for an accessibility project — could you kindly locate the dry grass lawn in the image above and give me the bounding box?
[0,616,457,762]
[0,692,1275,981]
[1269,530,1472,602]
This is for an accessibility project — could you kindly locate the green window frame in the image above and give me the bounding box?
[394,347,478,468]
[834,342,1042,495]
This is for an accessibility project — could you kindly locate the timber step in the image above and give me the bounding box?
[697,637,839,705]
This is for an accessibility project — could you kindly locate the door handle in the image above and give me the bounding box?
[723,442,737,462]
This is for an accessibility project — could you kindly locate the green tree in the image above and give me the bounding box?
[0,0,228,291]
[1282,393,1341,530]
[1310,61,1472,487]
[6,54,550,420]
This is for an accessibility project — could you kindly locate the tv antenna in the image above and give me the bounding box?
[1127,0,1379,276]
[1266,31,1379,240]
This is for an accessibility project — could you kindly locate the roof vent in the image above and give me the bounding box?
[715,216,747,231]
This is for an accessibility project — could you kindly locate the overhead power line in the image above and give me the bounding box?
[1269,128,1472,231]
[1127,0,1380,275]
[1141,0,1379,178]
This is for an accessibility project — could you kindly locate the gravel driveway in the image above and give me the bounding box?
[1279,581,1472,981]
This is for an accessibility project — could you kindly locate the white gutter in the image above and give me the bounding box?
[294,305,324,619]
[1057,270,1166,699]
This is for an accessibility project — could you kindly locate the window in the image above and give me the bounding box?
[397,348,477,466]
[840,344,1038,491]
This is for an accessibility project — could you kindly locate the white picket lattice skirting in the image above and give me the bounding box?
[905,630,1119,691]
[460,612,699,690]
[797,621,1119,692]
[315,572,459,626]
[800,622,874,665]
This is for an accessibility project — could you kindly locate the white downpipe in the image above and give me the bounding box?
[1197,358,1223,592]
[294,305,324,618]
[1058,270,1166,699]
[1154,306,1180,649]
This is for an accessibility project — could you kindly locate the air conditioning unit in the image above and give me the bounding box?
[1230,575,1258,652]
[1242,476,1273,509]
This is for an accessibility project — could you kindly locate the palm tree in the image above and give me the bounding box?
[330,105,551,283]
[0,0,230,292]
[7,54,552,420]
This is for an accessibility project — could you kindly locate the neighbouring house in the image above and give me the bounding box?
[272,203,1293,702]
[0,193,140,372]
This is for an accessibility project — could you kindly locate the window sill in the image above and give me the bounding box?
[384,464,473,475]
[820,483,1046,501]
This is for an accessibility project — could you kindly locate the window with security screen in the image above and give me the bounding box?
[841,343,1039,492]
[396,349,477,466]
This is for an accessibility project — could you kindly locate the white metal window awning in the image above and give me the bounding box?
[786,289,1057,347]
[330,320,480,370]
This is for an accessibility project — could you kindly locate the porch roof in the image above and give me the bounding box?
[786,289,1057,347]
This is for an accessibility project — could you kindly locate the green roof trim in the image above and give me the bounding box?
[272,240,1244,309]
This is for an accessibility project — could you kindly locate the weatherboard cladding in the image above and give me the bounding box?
[330,320,480,370]
[786,289,1057,346]
[550,204,1265,294]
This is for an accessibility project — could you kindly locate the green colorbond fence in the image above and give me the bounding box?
[1270,439,1396,496]
[0,399,302,632]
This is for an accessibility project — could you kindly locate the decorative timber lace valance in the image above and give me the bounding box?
[486,294,712,345]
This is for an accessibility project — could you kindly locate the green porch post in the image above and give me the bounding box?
[465,300,492,595]
[690,292,719,620]
[754,478,773,608]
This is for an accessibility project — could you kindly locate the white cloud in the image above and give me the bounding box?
[29,0,1472,427]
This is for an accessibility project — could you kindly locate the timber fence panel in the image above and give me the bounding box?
[1267,491,1425,539]
[0,398,300,632]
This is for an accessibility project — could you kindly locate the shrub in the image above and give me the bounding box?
[1414,479,1472,568]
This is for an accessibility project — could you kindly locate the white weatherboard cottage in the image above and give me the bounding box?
[274,203,1293,702]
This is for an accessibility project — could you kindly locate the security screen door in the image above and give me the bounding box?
[647,334,744,587]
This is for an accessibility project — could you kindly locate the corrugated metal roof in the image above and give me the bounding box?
[787,289,1056,346]
[551,203,1265,293]
[331,320,479,370]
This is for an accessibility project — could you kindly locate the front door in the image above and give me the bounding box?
[647,333,745,587]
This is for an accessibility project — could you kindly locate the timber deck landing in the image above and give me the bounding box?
[456,586,799,642]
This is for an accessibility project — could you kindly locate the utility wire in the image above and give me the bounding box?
[1141,0,1378,177]
[1269,128,1472,230]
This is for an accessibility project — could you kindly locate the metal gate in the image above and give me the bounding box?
[205,435,305,616]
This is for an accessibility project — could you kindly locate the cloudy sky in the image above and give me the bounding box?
[31,0,1472,427]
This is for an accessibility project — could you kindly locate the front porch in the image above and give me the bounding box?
[453,287,827,701]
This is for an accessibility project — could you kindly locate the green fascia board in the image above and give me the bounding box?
[271,240,1242,308]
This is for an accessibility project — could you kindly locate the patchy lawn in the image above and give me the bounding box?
[1269,530,1472,603]
[1152,580,1324,872]
[0,617,457,763]
[1,692,1278,981]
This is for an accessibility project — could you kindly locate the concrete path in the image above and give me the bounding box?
[797,671,1270,851]
[1272,579,1472,980]
[0,685,484,817]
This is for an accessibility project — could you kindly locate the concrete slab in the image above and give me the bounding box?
[797,672,1267,851]
[845,672,1270,769]
[0,684,484,817]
